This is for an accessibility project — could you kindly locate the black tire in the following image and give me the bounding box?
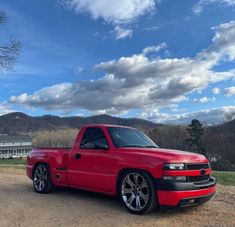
[118,169,157,215]
[33,164,53,194]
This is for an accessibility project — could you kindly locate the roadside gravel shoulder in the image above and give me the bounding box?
[0,167,234,227]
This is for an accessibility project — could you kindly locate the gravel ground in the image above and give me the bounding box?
[0,167,234,227]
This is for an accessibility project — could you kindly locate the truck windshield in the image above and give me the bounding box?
[108,127,158,148]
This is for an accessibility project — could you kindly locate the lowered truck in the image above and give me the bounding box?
[27,124,216,214]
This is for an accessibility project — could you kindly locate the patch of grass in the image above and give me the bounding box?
[212,171,235,186]
[0,164,26,169]
[0,159,26,170]
[0,159,26,165]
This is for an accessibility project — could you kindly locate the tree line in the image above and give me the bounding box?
[147,119,235,171]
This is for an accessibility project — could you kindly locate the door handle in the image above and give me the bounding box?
[74,153,81,159]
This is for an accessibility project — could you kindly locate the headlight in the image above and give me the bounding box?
[163,163,185,170]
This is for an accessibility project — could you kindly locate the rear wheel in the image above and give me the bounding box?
[33,164,53,193]
[118,170,157,214]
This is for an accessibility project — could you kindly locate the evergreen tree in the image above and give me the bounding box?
[186,119,205,155]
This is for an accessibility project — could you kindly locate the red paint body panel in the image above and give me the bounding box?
[26,124,216,206]
[27,148,70,186]
[158,186,216,206]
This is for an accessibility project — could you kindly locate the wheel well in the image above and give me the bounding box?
[116,168,154,195]
[32,162,50,175]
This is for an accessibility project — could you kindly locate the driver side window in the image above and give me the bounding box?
[80,127,108,149]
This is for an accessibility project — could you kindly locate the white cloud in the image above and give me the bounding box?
[224,86,235,96]
[193,96,216,103]
[0,103,14,116]
[193,0,235,15]
[198,21,235,64]
[61,0,156,23]
[60,0,156,39]
[113,26,133,40]
[212,87,220,94]
[140,106,235,125]
[10,83,73,110]
[9,21,235,119]
[142,42,167,56]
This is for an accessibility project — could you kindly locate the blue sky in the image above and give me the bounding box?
[0,0,235,124]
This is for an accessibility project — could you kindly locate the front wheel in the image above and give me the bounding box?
[33,164,53,193]
[118,170,157,214]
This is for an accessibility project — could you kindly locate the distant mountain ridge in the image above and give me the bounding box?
[0,112,159,134]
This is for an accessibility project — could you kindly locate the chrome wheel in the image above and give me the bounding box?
[121,172,149,211]
[33,165,48,192]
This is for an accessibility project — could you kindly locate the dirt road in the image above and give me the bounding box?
[0,167,234,227]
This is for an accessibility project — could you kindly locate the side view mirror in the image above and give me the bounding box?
[94,142,109,150]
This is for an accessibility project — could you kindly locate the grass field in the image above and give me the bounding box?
[0,159,26,169]
[0,159,235,185]
[0,159,26,165]
[212,171,235,186]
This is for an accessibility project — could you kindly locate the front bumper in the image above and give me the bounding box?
[155,177,216,207]
[178,192,215,207]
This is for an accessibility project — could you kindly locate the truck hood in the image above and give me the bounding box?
[121,147,207,163]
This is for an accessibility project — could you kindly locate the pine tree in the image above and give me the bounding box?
[186,119,205,155]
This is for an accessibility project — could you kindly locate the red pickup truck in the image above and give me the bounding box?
[27,124,216,214]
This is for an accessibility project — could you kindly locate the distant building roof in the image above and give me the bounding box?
[0,135,32,143]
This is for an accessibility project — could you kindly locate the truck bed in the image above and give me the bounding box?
[27,147,71,184]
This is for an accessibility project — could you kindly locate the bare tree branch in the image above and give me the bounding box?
[0,10,21,72]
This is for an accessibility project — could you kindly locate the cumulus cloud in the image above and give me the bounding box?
[10,83,73,110]
[193,96,216,103]
[224,86,235,96]
[9,21,235,118]
[198,21,235,64]
[61,0,156,23]
[60,0,156,39]
[193,0,235,15]
[212,87,220,94]
[140,106,235,125]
